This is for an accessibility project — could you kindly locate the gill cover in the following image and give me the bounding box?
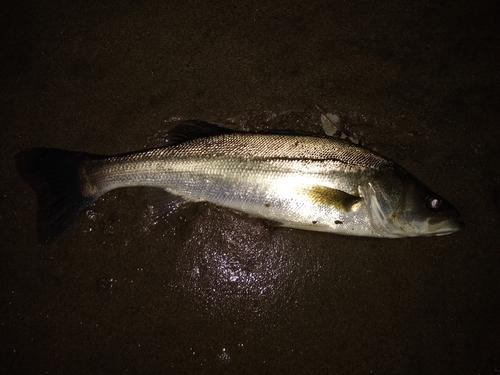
[360,168,463,238]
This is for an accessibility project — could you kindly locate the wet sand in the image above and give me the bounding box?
[1,0,499,373]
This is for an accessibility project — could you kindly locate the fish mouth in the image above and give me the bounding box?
[426,217,464,236]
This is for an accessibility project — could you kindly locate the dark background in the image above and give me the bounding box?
[1,0,499,374]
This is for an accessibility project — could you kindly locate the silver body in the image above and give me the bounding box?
[81,131,461,238]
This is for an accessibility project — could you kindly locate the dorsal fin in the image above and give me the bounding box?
[164,120,234,145]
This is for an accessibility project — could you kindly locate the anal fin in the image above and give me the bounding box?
[143,188,187,226]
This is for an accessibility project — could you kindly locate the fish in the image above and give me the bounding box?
[14,120,463,244]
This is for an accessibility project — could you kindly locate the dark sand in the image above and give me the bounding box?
[1,0,499,374]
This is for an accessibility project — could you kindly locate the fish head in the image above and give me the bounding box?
[360,169,464,238]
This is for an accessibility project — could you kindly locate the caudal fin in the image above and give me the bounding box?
[15,148,102,244]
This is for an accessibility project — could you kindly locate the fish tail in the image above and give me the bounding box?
[14,147,103,244]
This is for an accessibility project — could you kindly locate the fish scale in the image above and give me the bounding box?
[15,121,463,243]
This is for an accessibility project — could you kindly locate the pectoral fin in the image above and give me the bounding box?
[297,185,362,212]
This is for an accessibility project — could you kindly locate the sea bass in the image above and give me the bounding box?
[15,121,463,243]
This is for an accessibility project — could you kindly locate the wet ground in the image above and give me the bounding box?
[1,0,500,374]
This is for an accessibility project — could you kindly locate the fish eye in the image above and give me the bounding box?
[426,196,442,211]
